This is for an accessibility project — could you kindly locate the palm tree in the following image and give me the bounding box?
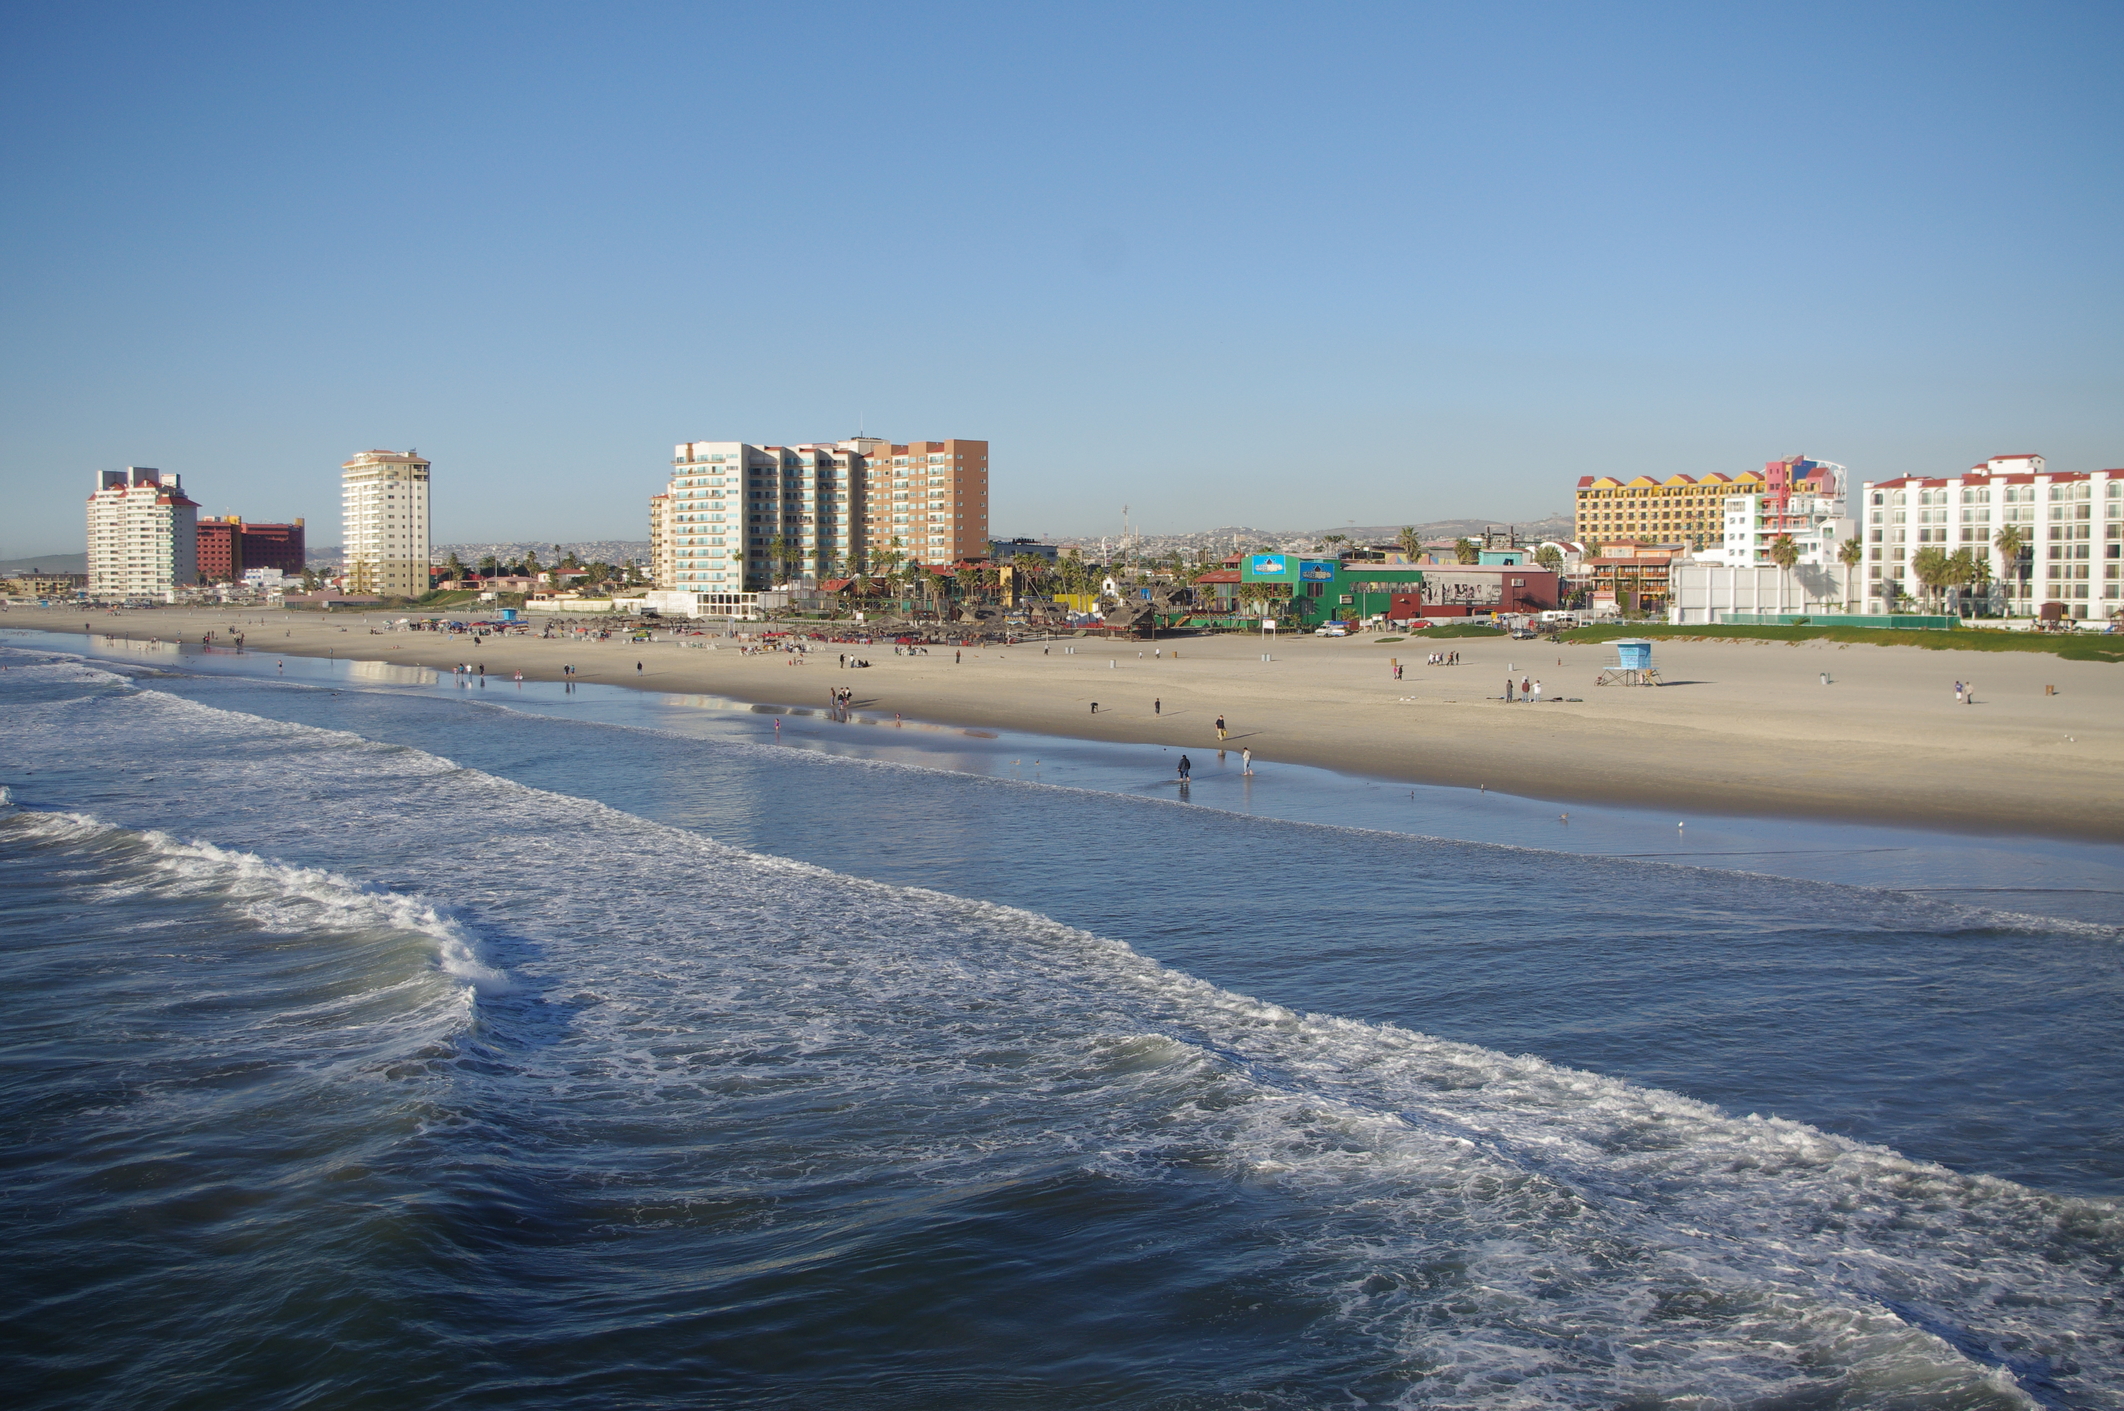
[1993,524,2027,615]
[1319,532,1349,559]
[1767,533,1799,615]
[1397,526,1423,560]
[1837,535,1864,612]
[1453,537,1481,565]
[1944,547,1979,618]
[1910,546,1952,613]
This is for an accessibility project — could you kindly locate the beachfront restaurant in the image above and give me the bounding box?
[1235,555,1565,625]
[1236,555,1431,626]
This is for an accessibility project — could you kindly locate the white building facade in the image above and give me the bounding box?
[87,467,198,601]
[1702,490,1853,570]
[1668,562,1855,624]
[1861,455,2123,620]
[340,450,431,597]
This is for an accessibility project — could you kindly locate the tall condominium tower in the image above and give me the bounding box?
[87,467,199,600]
[647,491,675,589]
[341,449,431,597]
[659,436,988,592]
[862,439,989,567]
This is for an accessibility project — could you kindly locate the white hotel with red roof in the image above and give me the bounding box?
[1860,455,2122,620]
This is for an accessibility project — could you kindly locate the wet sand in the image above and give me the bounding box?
[13,604,2123,841]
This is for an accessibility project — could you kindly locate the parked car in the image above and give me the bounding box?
[1314,622,1351,637]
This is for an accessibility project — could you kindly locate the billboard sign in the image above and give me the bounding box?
[1248,554,1289,577]
[1298,560,1338,582]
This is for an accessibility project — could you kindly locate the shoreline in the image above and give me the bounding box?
[9,604,2123,843]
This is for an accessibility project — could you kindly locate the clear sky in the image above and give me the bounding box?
[3,1,2118,554]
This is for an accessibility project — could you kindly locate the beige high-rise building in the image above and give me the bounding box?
[87,467,198,601]
[648,491,675,589]
[661,436,989,592]
[341,449,431,597]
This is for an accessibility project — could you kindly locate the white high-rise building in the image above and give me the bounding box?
[1861,455,2123,620]
[341,449,431,597]
[86,467,198,601]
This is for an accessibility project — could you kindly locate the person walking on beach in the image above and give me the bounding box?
[1504,678,1514,702]
[1154,698,1161,715]
[1177,754,1191,780]
[1215,715,1227,740]
[955,649,961,663]
[1532,678,1543,701]
[1241,747,1252,775]
[1954,680,1964,703]
[1090,702,1099,714]
[636,661,643,674]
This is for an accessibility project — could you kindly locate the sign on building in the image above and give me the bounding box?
[1421,571,1507,607]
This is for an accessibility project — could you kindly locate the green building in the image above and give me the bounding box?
[1235,554,1428,628]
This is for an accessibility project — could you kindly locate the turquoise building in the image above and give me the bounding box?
[1236,554,1429,627]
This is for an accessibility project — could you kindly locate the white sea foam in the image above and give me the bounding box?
[4,656,2117,1408]
[4,805,509,997]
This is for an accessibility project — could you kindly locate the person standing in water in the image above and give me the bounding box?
[1177,755,1191,779]
[1241,747,1252,775]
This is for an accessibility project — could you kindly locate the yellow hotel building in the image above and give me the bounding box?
[1574,471,1765,550]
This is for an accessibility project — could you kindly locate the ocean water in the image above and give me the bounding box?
[3,640,2121,1410]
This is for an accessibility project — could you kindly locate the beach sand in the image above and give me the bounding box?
[13,604,2122,841]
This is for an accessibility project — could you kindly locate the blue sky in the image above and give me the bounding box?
[3,1,2118,554]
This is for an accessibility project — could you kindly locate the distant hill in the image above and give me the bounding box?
[1036,514,1574,558]
[0,552,87,575]
[431,540,651,566]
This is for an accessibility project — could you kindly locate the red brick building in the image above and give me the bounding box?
[196,517,307,583]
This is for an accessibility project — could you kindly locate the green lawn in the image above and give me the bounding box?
[1558,622,2124,664]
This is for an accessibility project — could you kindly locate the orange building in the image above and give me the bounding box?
[861,439,989,565]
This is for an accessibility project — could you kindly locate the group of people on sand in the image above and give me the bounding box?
[828,686,857,719]
[837,653,873,668]
[1503,676,1544,702]
[1426,651,1458,666]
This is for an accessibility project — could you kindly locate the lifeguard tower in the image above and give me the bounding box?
[1596,637,1662,687]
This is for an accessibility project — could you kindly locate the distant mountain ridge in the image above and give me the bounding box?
[0,552,88,574]
[1027,514,1574,557]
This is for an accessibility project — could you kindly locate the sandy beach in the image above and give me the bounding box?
[11,603,2122,841]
